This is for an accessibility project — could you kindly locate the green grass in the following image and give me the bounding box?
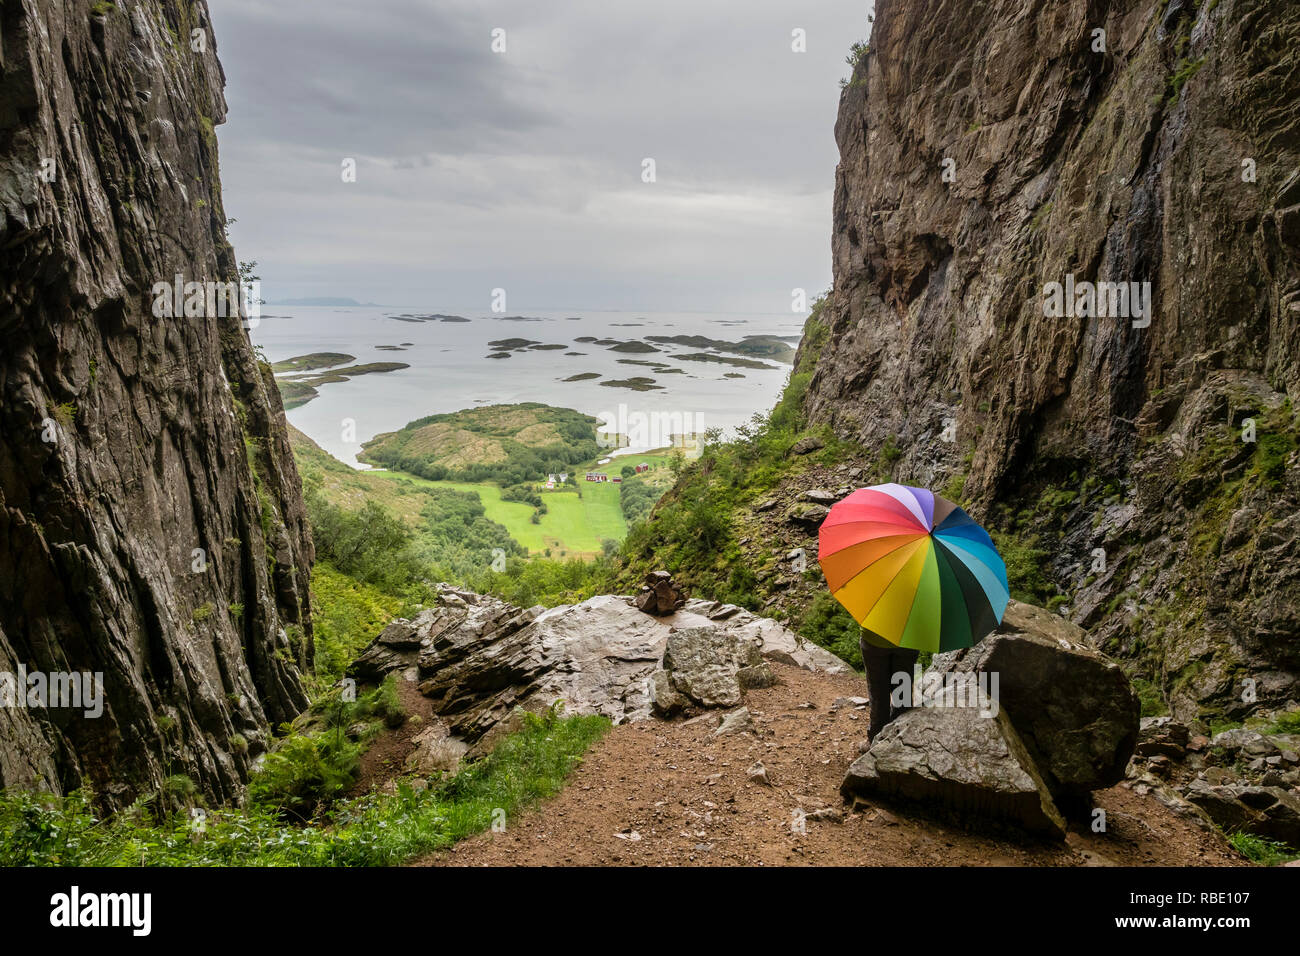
[1131,677,1168,718]
[1030,200,1054,232]
[1207,718,1242,737]
[1228,832,1299,866]
[0,707,609,866]
[53,402,77,428]
[1261,710,1300,736]
[1166,56,1206,103]
[430,480,626,556]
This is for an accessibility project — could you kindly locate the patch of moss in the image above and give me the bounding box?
[1131,677,1168,717]
[1166,56,1206,103]
[1030,201,1054,231]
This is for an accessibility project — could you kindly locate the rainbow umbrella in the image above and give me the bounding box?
[817,483,1009,652]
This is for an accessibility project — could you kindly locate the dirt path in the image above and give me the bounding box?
[415,662,1245,867]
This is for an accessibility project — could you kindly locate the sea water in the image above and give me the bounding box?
[251,306,801,467]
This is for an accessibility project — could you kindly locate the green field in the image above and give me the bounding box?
[431,479,626,556]
[292,421,692,559]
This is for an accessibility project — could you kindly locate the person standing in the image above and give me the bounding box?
[860,632,919,740]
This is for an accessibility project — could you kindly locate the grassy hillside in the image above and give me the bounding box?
[359,403,601,483]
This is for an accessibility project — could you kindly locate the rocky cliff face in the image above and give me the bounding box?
[804,0,1300,722]
[0,0,312,807]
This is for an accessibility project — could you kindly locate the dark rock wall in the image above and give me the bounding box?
[0,0,312,807]
[805,0,1300,720]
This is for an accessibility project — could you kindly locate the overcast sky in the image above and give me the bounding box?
[208,1,874,313]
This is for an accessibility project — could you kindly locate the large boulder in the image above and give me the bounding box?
[841,685,1067,839]
[931,600,1140,803]
[655,627,771,710]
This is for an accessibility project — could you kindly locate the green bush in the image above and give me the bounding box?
[161,774,197,805]
[1130,677,1168,718]
[991,529,1055,605]
[468,555,616,608]
[618,475,658,522]
[719,564,761,611]
[247,731,361,821]
[1262,710,1300,736]
[372,674,407,729]
[501,484,543,508]
[411,486,524,580]
[304,479,433,594]
[1228,832,1298,866]
[310,562,411,686]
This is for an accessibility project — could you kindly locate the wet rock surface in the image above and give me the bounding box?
[842,687,1068,839]
[349,585,851,755]
[803,0,1300,720]
[0,0,312,808]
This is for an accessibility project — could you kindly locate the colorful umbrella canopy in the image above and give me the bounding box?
[817,483,1009,652]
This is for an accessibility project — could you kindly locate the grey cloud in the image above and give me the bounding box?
[208,0,874,310]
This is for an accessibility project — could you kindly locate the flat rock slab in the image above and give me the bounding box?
[349,588,851,747]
